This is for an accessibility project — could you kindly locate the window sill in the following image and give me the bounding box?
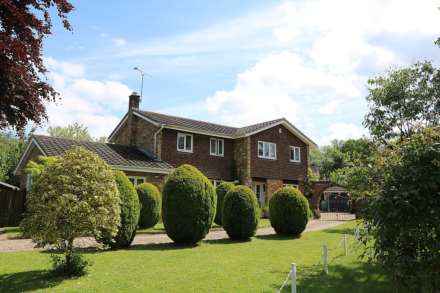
[289,160,301,163]
[177,149,193,153]
[258,156,277,160]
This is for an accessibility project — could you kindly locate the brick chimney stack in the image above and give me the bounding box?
[129,92,140,110]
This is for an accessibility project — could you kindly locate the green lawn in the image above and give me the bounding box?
[0,221,392,292]
[137,218,272,234]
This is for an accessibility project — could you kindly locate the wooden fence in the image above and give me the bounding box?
[0,189,25,227]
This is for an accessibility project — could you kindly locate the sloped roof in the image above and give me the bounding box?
[132,110,316,146]
[33,135,173,171]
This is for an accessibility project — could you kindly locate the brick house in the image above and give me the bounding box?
[15,92,316,207]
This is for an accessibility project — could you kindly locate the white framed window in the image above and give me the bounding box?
[290,146,301,162]
[283,184,299,189]
[258,141,277,160]
[210,138,224,157]
[177,133,193,153]
[128,176,146,186]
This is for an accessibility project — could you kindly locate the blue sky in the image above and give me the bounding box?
[41,0,440,145]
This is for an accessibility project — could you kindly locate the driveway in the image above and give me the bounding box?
[0,213,355,252]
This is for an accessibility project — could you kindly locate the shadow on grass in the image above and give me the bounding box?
[273,261,392,293]
[0,270,63,293]
[256,234,301,241]
[323,227,357,235]
[129,242,200,251]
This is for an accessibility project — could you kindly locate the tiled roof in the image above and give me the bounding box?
[33,135,173,170]
[135,110,286,138]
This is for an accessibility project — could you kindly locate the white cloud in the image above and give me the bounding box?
[319,100,340,115]
[318,123,369,145]
[41,58,132,138]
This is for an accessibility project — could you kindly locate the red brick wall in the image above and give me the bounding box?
[250,125,308,181]
[160,129,234,181]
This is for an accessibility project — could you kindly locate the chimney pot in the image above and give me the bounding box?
[129,92,140,110]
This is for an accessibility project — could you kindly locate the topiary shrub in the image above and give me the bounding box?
[162,164,216,244]
[136,183,161,229]
[99,170,140,249]
[214,182,235,226]
[269,187,310,236]
[222,185,260,240]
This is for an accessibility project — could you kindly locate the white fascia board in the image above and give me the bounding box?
[108,113,129,141]
[13,138,47,175]
[112,165,174,175]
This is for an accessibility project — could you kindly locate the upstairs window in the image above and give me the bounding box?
[290,146,301,162]
[258,141,277,160]
[283,183,299,189]
[177,133,193,153]
[210,138,224,156]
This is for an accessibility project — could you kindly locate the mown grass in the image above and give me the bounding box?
[0,221,392,292]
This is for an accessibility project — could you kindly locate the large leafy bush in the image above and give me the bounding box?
[99,170,140,249]
[269,187,309,236]
[363,128,440,292]
[162,164,216,244]
[214,182,235,226]
[136,183,161,229]
[222,185,259,240]
[21,147,120,276]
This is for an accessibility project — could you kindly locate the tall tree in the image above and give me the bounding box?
[48,123,94,141]
[0,0,74,131]
[364,61,440,142]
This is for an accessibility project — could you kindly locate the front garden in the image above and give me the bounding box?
[0,221,392,292]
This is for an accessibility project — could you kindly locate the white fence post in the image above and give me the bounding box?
[323,243,328,274]
[343,234,348,256]
[291,263,297,293]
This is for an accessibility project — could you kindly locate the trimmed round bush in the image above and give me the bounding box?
[136,183,161,229]
[214,182,235,226]
[162,164,216,244]
[269,187,310,236]
[222,185,260,240]
[100,170,140,248]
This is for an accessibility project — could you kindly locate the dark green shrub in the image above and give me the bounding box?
[269,187,310,236]
[353,197,369,219]
[162,164,216,244]
[136,183,161,229]
[50,253,89,277]
[99,170,140,248]
[222,185,260,240]
[214,182,235,225]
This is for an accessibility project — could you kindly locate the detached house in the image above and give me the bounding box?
[15,92,316,207]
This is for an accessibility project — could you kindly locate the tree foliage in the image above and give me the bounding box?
[0,0,74,131]
[21,147,120,275]
[364,61,440,142]
[0,131,29,185]
[362,128,440,292]
[48,122,107,142]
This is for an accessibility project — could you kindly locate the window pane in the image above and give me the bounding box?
[290,147,294,160]
[137,178,145,185]
[218,139,223,155]
[210,139,216,154]
[269,143,275,158]
[258,142,263,156]
[178,135,185,150]
[295,148,300,161]
[185,135,192,150]
[264,143,270,157]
